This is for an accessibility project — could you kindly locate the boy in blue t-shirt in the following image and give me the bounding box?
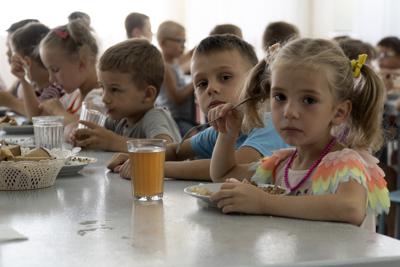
[108,35,288,180]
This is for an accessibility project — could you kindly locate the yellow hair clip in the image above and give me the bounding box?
[351,54,368,78]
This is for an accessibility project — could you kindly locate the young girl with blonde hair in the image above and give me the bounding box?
[33,19,103,125]
[209,38,390,230]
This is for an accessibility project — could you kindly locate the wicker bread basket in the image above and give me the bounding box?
[0,158,65,190]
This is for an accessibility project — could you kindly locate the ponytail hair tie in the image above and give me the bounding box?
[54,29,69,40]
[351,54,368,78]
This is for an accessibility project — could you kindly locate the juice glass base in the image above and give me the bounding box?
[134,193,163,201]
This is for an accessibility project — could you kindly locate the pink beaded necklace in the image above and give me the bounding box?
[284,137,337,193]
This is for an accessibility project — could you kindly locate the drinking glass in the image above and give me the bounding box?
[32,116,64,149]
[78,102,106,129]
[127,139,166,201]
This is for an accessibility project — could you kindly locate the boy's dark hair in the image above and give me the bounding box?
[377,36,400,55]
[11,22,50,67]
[6,19,39,33]
[99,39,164,95]
[338,38,377,61]
[125,12,149,38]
[193,34,258,67]
[262,21,299,50]
[209,24,243,38]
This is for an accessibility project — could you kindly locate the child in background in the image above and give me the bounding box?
[0,22,64,118]
[209,24,243,38]
[124,12,152,41]
[376,37,400,92]
[209,38,389,230]
[2,19,39,98]
[337,38,377,64]
[262,21,299,51]
[33,19,103,129]
[108,35,288,180]
[73,39,181,151]
[156,21,196,136]
[68,11,91,27]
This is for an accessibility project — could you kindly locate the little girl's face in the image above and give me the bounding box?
[40,46,82,93]
[270,65,339,148]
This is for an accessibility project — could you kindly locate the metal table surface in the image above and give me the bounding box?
[1,147,400,266]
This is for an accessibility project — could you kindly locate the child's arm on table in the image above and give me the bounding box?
[211,179,367,226]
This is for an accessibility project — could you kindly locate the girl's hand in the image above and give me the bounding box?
[107,153,129,171]
[39,99,65,115]
[10,55,26,81]
[210,182,268,214]
[74,120,120,150]
[207,103,243,137]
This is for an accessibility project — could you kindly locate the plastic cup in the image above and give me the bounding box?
[78,102,106,129]
[32,116,64,149]
[127,139,166,201]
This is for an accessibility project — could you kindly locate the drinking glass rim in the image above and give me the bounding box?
[127,138,167,145]
[32,116,64,125]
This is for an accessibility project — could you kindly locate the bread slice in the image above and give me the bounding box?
[24,147,52,158]
[0,148,15,161]
[2,145,21,156]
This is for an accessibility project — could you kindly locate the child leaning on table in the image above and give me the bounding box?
[108,35,288,180]
[209,38,390,230]
[72,39,181,151]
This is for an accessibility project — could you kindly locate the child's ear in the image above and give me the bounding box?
[332,100,352,125]
[142,85,157,103]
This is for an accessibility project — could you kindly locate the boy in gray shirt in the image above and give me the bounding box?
[73,39,181,151]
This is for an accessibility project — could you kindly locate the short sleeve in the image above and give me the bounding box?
[312,148,390,215]
[250,149,294,184]
[190,127,218,159]
[141,108,182,142]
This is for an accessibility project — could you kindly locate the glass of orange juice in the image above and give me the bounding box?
[127,139,166,201]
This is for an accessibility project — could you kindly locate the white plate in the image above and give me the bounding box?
[184,182,290,208]
[184,183,222,207]
[2,125,33,135]
[58,156,97,177]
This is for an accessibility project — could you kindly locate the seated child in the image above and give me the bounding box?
[108,35,288,180]
[3,19,39,99]
[209,38,390,231]
[124,12,152,41]
[156,21,196,136]
[33,19,103,127]
[262,21,299,51]
[209,24,243,38]
[0,22,64,118]
[73,38,181,151]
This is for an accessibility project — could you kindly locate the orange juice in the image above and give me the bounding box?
[130,146,165,199]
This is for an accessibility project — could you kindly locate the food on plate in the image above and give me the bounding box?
[243,179,287,195]
[0,115,17,126]
[190,186,213,196]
